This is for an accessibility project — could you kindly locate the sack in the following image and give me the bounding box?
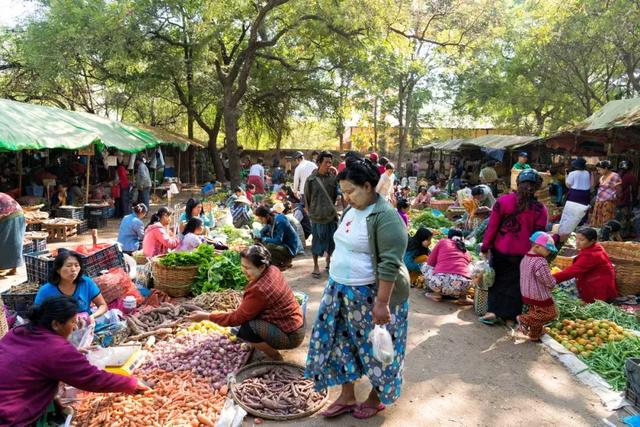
[369,325,394,366]
[558,201,589,235]
[94,267,143,304]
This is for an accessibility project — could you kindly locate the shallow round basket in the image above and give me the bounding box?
[151,257,198,298]
[229,361,328,421]
[613,263,640,296]
[553,255,575,270]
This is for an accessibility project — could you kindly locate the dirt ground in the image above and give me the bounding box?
[1,209,626,427]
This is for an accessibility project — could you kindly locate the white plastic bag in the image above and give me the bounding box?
[558,201,589,235]
[369,325,394,366]
[69,322,95,349]
[215,398,247,427]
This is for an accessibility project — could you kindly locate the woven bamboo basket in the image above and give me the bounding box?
[132,251,148,265]
[151,257,198,298]
[0,295,8,339]
[600,242,640,265]
[613,263,640,296]
[553,255,575,270]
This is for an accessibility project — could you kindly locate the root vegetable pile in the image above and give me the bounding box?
[192,290,243,312]
[234,367,325,417]
[125,302,202,340]
[73,370,225,427]
[141,330,251,390]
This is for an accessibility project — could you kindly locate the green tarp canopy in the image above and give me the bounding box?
[464,134,540,150]
[0,98,162,153]
[571,98,640,131]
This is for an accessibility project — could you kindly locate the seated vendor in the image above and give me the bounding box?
[50,184,68,209]
[179,198,214,234]
[404,227,433,284]
[412,185,431,209]
[176,217,204,252]
[230,195,253,229]
[142,207,181,257]
[254,205,303,270]
[471,184,496,209]
[553,227,618,303]
[117,203,148,255]
[188,245,304,361]
[0,296,148,426]
[424,229,473,305]
[225,187,245,207]
[35,251,108,321]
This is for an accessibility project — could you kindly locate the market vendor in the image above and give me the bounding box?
[142,207,181,257]
[179,198,214,234]
[117,203,148,255]
[254,205,303,269]
[423,229,473,305]
[404,227,433,284]
[230,195,253,228]
[187,245,304,361]
[412,185,431,209]
[512,151,531,171]
[552,227,617,303]
[0,296,148,426]
[591,160,622,227]
[50,183,68,209]
[0,192,25,276]
[35,251,108,321]
[471,184,496,209]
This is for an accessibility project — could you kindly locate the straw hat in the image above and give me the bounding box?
[272,202,285,213]
[235,195,252,205]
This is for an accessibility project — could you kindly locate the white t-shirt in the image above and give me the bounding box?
[329,204,376,285]
[566,170,591,191]
[376,173,394,200]
[248,164,264,178]
[293,160,318,195]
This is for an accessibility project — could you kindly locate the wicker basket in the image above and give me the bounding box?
[600,242,640,265]
[553,255,575,270]
[613,263,640,296]
[0,295,8,339]
[151,257,197,297]
[132,251,148,265]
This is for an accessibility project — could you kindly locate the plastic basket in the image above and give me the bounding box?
[55,207,84,220]
[2,286,37,317]
[26,222,42,232]
[33,238,47,253]
[22,240,34,255]
[81,244,125,278]
[87,214,107,229]
[77,219,89,234]
[24,251,56,284]
[625,358,640,409]
[84,205,110,219]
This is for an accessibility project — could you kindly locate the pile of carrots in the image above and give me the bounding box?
[73,370,226,427]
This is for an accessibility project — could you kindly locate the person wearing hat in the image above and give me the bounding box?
[517,232,558,341]
[368,152,381,173]
[565,157,592,206]
[479,161,498,197]
[512,152,531,171]
[480,169,548,326]
[591,160,621,227]
[230,195,253,229]
[292,151,317,201]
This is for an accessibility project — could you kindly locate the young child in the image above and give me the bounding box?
[397,199,410,228]
[517,231,558,341]
[176,217,204,252]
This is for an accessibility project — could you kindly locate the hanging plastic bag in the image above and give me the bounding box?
[558,201,589,235]
[369,325,394,366]
[215,398,247,427]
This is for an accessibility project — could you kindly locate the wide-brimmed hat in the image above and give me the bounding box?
[235,195,252,205]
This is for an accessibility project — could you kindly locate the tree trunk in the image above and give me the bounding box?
[207,109,225,182]
[397,82,406,166]
[373,97,378,152]
[223,99,242,188]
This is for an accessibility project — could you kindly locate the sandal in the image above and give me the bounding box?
[320,402,357,418]
[479,315,503,326]
[311,271,322,279]
[352,402,385,419]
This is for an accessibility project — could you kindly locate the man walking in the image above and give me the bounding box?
[292,151,317,202]
[304,151,338,279]
[135,157,152,209]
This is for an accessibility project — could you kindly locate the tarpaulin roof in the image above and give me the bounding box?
[0,98,162,153]
[571,98,640,131]
[137,125,207,152]
[465,134,540,149]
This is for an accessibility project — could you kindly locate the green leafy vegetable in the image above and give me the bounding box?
[412,210,452,229]
[158,244,214,267]
[192,250,247,295]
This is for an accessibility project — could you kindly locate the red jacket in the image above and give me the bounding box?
[553,243,617,303]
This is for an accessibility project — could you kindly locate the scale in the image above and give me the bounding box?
[87,344,146,376]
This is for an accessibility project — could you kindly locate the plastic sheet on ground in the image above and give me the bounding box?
[541,334,629,410]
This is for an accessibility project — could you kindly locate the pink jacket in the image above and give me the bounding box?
[481,192,548,256]
[142,223,180,257]
[520,254,556,306]
[427,238,472,278]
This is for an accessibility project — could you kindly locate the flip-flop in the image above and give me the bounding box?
[479,317,502,326]
[352,402,385,419]
[311,272,322,279]
[319,403,357,418]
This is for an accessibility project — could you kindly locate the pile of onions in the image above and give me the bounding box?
[141,331,251,390]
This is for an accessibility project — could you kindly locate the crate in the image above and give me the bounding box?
[85,205,110,219]
[55,207,84,220]
[106,207,116,218]
[24,251,56,284]
[33,238,47,253]
[2,288,37,318]
[87,214,107,229]
[26,222,42,232]
[77,219,89,234]
[81,244,125,277]
[22,240,34,255]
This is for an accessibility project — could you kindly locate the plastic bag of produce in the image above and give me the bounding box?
[370,325,394,366]
[470,260,494,290]
[558,201,589,235]
[69,322,94,349]
[215,398,247,427]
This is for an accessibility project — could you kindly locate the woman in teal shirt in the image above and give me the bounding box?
[179,198,215,234]
[35,251,107,321]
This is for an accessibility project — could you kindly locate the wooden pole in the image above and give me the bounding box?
[17,151,22,195]
[85,155,91,203]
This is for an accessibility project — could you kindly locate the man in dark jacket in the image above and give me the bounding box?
[304,151,339,278]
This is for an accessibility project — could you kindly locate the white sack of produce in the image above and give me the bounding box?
[558,201,589,235]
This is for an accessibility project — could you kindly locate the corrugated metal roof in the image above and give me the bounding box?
[572,98,640,131]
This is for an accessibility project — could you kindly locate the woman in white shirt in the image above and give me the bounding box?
[565,158,592,207]
[375,162,395,203]
[247,158,265,193]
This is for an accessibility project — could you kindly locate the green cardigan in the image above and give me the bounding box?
[341,195,410,307]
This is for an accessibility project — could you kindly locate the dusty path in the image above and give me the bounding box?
[1,218,617,426]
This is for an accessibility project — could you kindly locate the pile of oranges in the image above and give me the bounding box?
[545,318,633,357]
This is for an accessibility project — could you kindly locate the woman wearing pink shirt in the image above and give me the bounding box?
[142,207,181,257]
[423,229,472,304]
[479,170,548,325]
